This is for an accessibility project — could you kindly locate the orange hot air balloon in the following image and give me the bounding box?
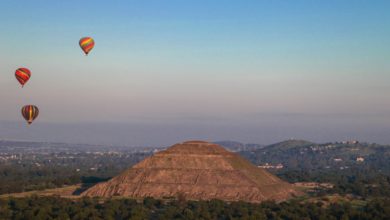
[15,68,31,87]
[21,105,39,125]
[79,37,95,55]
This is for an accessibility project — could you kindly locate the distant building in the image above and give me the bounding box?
[258,163,284,169]
[275,163,284,169]
[356,157,364,162]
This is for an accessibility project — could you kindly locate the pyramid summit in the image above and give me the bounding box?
[82,141,300,202]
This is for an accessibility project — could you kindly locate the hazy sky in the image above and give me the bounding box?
[1,1,390,146]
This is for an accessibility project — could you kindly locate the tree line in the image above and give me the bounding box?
[1,196,390,220]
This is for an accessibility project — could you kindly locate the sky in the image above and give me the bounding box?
[0,1,390,146]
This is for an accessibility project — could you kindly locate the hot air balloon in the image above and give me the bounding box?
[21,105,39,125]
[79,37,95,55]
[15,68,31,87]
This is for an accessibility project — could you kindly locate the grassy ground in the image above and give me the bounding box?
[0,184,82,199]
[0,181,370,208]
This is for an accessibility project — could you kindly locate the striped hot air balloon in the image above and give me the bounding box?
[21,105,39,125]
[15,68,31,87]
[79,37,95,55]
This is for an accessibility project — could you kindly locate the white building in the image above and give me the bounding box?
[356,157,364,162]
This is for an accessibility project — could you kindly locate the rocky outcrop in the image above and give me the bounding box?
[82,141,300,203]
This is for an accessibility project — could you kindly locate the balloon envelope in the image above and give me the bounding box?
[79,37,95,55]
[15,68,31,87]
[21,105,39,125]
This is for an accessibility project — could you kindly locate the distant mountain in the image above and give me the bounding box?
[82,141,299,202]
[265,139,314,150]
[214,141,263,152]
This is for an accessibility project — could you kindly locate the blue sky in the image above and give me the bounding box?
[0,1,389,146]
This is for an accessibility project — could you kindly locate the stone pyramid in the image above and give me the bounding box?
[82,141,299,202]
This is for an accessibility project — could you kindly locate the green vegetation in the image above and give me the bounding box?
[0,151,150,194]
[279,168,390,198]
[1,196,390,220]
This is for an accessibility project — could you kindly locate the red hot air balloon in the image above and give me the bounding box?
[15,68,31,87]
[79,37,95,55]
[21,105,39,125]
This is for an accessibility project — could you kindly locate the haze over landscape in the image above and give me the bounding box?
[1,1,390,146]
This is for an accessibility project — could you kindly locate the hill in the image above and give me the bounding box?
[240,140,390,173]
[265,139,314,150]
[82,141,299,202]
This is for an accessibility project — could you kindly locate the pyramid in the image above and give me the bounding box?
[82,141,300,202]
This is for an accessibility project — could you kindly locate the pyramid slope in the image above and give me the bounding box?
[82,141,300,202]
